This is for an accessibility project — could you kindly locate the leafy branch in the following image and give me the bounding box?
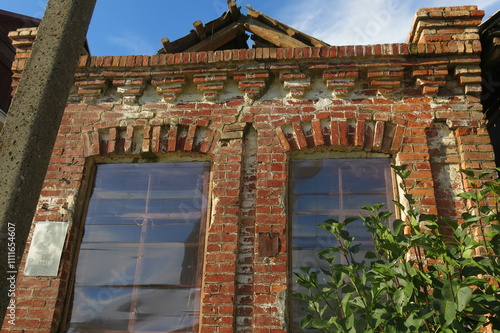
[293,166,500,333]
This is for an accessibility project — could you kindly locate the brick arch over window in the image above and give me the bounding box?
[276,118,406,154]
[82,124,218,157]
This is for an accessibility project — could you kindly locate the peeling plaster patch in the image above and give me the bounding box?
[210,197,219,228]
[445,164,463,196]
[313,98,334,110]
[308,78,331,100]
[170,81,199,103]
[217,79,242,101]
[65,194,76,213]
[275,289,287,328]
[427,124,456,148]
[114,104,141,112]
[138,85,159,104]
[261,78,287,101]
[426,122,465,218]
[95,91,120,104]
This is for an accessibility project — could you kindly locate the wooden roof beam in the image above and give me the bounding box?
[238,15,309,48]
[193,20,207,40]
[161,37,175,53]
[246,5,329,48]
[185,21,245,52]
[246,5,260,19]
[228,1,240,20]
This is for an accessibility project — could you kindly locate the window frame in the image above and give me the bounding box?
[287,152,396,332]
[61,157,212,333]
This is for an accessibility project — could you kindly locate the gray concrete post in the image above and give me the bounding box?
[0,0,96,324]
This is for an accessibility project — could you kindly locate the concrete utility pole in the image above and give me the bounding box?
[0,0,96,324]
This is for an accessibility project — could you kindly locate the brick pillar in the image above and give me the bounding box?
[8,28,38,97]
[407,6,484,51]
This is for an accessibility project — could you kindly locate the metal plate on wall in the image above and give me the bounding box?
[24,222,69,276]
[258,232,280,257]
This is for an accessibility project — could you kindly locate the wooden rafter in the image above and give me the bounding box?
[238,15,309,49]
[161,37,174,53]
[193,21,207,40]
[160,4,237,54]
[159,3,329,54]
[246,5,329,48]
[251,34,276,48]
[228,1,240,20]
[185,21,245,52]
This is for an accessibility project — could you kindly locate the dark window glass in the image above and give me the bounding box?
[68,162,210,333]
[290,158,393,332]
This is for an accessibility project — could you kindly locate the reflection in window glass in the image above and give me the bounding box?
[290,158,393,332]
[67,162,210,333]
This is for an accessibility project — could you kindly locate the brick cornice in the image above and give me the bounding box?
[66,52,481,103]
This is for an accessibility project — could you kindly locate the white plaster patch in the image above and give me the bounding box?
[313,98,334,110]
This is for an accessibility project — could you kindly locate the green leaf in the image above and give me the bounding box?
[339,230,350,240]
[457,286,472,312]
[435,300,457,328]
[341,292,352,314]
[311,319,330,329]
[441,217,458,230]
[443,301,457,327]
[342,285,356,293]
[292,292,310,301]
[392,200,406,212]
[371,308,387,329]
[344,216,359,225]
[365,251,377,259]
[477,171,492,179]
[457,192,475,200]
[344,314,355,332]
[394,289,406,313]
[300,314,314,329]
[404,313,423,331]
[404,282,414,302]
[392,219,405,235]
[350,244,361,254]
[462,248,473,258]
[460,169,475,178]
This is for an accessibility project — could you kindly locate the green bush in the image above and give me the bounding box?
[293,166,500,333]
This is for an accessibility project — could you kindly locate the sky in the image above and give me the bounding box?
[1,0,499,56]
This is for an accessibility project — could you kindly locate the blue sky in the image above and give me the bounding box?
[1,0,499,56]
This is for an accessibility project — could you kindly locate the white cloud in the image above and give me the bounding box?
[276,0,500,46]
[106,34,157,55]
[277,0,413,45]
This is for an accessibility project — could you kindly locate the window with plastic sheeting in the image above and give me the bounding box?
[67,162,210,333]
[289,158,394,332]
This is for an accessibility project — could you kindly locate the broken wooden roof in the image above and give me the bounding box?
[158,1,329,54]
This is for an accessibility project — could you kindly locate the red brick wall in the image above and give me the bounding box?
[2,6,495,333]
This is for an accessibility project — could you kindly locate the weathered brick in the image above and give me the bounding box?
[5,5,494,333]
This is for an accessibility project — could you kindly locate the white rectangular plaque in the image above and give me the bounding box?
[24,221,69,276]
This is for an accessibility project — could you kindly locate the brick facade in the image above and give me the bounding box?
[1,6,496,333]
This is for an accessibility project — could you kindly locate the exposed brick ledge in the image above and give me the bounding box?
[76,41,481,69]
